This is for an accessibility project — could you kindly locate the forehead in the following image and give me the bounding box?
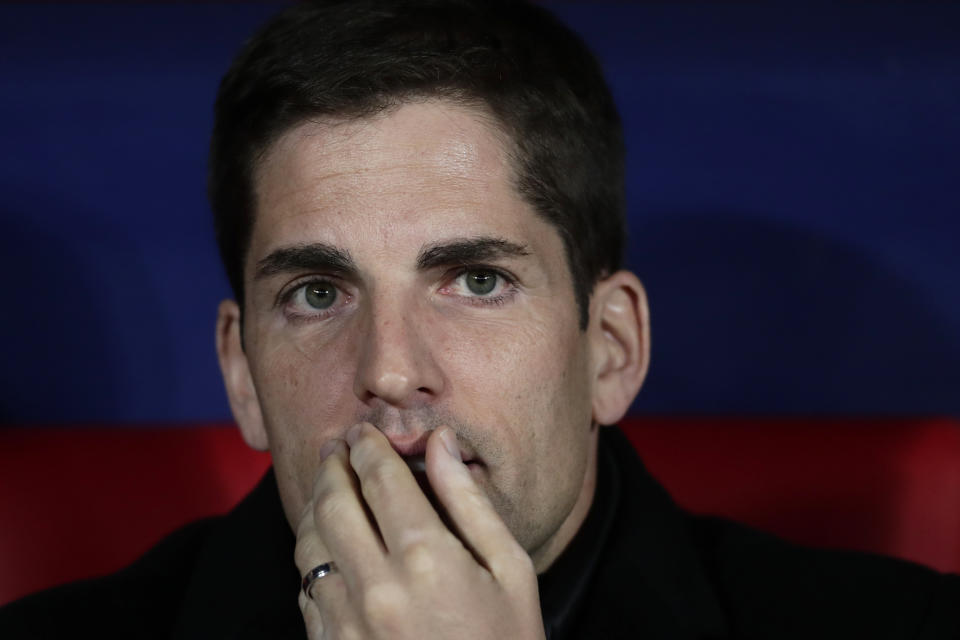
[249,100,541,263]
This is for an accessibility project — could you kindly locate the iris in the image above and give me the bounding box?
[305,281,336,309]
[465,270,497,295]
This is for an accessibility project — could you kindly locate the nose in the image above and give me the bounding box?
[353,295,444,408]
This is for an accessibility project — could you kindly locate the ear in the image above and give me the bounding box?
[215,299,269,451]
[587,271,650,426]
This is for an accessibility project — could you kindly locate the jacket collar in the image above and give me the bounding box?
[569,426,728,639]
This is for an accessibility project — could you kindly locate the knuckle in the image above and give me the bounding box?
[360,458,403,495]
[360,581,407,628]
[337,622,362,640]
[347,431,378,463]
[399,538,437,577]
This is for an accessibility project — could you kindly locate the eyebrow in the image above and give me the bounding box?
[254,243,357,280]
[253,236,530,281]
[416,237,530,270]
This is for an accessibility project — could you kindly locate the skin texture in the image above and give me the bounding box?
[216,100,650,638]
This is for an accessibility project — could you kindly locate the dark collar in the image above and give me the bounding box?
[537,426,620,640]
[537,426,728,639]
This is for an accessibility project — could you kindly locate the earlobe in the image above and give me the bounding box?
[215,300,269,451]
[588,271,650,426]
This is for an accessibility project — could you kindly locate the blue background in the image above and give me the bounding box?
[1,3,958,424]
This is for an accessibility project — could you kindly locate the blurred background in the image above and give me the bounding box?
[2,1,958,425]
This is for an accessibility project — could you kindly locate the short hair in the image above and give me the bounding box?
[209,0,625,328]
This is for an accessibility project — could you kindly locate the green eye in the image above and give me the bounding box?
[465,270,498,295]
[304,281,337,309]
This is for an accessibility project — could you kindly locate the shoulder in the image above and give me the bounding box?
[0,469,302,640]
[599,426,959,638]
[686,514,960,639]
[0,517,218,639]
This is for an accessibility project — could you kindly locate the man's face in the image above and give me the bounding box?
[234,100,599,568]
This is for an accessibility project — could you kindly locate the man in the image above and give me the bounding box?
[211,2,645,637]
[1,1,957,638]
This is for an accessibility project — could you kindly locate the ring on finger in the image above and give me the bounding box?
[301,562,339,600]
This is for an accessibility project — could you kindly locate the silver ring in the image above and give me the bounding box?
[301,562,339,599]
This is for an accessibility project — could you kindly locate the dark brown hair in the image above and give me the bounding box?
[209,0,625,328]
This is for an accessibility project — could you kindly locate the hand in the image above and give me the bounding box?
[294,422,546,640]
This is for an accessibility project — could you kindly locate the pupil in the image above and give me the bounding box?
[305,282,336,309]
[467,271,496,295]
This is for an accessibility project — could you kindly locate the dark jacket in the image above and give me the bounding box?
[2,427,958,639]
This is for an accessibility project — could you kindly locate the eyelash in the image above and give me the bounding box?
[276,276,350,321]
[276,265,519,321]
[442,266,518,307]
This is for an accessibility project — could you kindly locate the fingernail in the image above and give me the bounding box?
[439,427,462,462]
[345,423,364,446]
[318,439,340,462]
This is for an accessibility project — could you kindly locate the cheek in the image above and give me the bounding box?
[254,317,360,419]
[248,327,362,513]
[436,308,590,446]
[436,309,593,545]
[259,339,358,430]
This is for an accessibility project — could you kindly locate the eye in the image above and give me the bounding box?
[463,269,498,295]
[279,278,348,320]
[443,267,517,305]
[303,280,337,310]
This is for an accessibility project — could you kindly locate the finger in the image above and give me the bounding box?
[298,589,326,640]
[345,422,447,553]
[295,496,360,640]
[425,426,535,585]
[295,480,345,638]
[298,576,359,640]
[299,439,384,595]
